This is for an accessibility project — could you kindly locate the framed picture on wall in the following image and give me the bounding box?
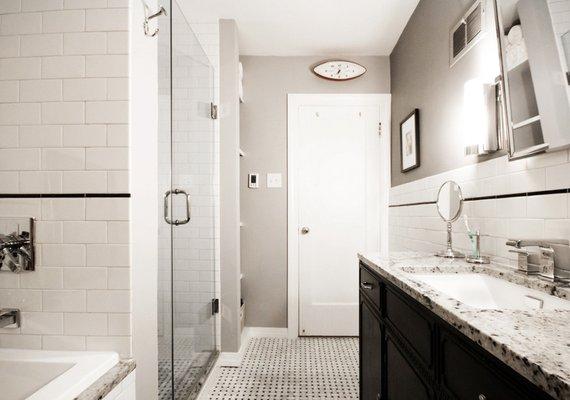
[400,109,420,172]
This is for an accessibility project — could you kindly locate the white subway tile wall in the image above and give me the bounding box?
[0,1,131,357]
[0,197,131,356]
[190,18,222,353]
[390,151,570,267]
[156,11,221,356]
[0,0,129,194]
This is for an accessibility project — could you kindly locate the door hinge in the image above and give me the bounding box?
[211,298,219,315]
[210,103,218,120]
[378,122,382,136]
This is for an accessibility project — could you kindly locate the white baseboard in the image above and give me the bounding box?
[243,327,288,340]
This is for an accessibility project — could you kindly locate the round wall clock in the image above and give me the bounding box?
[312,60,366,81]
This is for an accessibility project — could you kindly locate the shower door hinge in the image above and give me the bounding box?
[210,103,218,120]
[378,122,382,136]
[211,298,219,315]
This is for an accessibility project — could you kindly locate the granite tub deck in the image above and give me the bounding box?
[358,252,570,400]
[75,359,135,400]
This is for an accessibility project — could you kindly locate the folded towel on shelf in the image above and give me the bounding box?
[507,24,523,46]
[505,25,528,70]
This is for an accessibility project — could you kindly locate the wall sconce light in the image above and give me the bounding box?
[463,78,501,155]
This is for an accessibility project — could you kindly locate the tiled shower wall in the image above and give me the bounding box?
[190,18,221,351]
[0,0,131,356]
[389,150,570,267]
[157,7,220,354]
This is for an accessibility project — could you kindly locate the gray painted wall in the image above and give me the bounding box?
[390,0,505,187]
[240,56,390,327]
[220,20,241,352]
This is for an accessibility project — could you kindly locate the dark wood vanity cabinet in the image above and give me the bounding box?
[385,333,432,400]
[359,262,555,400]
[360,296,382,400]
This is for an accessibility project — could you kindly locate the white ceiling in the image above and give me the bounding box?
[180,0,420,56]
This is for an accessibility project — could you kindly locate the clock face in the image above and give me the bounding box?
[313,60,366,81]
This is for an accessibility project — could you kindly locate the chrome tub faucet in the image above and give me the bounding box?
[0,308,20,328]
[506,239,570,284]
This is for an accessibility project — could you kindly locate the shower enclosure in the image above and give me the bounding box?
[157,1,218,399]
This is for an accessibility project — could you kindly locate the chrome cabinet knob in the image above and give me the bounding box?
[301,227,310,235]
[478,395,487,400]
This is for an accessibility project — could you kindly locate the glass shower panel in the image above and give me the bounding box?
[171,0,217,398]
[158,1,217,399]
[157,4,173,398]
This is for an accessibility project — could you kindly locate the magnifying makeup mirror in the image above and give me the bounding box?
[435,181,465,258]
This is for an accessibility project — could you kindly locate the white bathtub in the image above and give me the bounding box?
[0,349,119,400]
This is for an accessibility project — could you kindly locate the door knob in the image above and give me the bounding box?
[301,227,310,235]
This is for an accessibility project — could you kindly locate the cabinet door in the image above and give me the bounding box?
[386,334,431,400]
[360,296,382,400]
[441,331,545,400]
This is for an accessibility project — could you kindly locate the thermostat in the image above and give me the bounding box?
[248,173,259,189]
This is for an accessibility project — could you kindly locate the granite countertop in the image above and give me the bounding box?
[75,359,136,400]
[358,251,570,400]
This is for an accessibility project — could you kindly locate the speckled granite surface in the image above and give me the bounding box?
[75,359,135,400]
[359,251,570,400]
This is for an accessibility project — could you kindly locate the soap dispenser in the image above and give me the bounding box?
[464,216,490,264]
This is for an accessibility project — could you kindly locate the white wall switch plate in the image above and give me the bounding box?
[248,173,259,188]
[267,173,282,188]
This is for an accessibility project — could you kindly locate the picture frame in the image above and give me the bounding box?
[400,109,420,172]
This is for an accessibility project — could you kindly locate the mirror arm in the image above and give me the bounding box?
[446,222,453,253]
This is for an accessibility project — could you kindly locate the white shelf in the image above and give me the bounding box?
[512,115,541,131]
[507,56,529,73]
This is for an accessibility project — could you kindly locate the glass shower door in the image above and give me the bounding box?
[158,1,218,399]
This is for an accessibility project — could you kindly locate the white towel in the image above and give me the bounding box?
[507,25,523,46]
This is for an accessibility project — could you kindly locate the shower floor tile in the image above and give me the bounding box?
[158,335,215,400]
[200,337,358,400]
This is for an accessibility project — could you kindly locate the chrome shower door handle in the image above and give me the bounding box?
[163,190,172,225]
[176,189,191,225]
[164,189,191,226]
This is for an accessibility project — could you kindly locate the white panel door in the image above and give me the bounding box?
[297,104,380,337]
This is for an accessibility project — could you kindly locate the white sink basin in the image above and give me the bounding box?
[410,273,570,310]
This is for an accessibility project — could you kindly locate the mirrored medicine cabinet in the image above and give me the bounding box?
[458,0,570,161]
[493,0,570,160]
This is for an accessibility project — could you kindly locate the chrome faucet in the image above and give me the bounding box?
[506,239,570,284]
[0,308,20,328]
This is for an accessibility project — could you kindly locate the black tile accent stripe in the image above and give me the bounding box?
[0,193,131,199]
[389,188,570,208]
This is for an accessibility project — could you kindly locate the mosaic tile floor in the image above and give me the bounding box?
[159,359,202,400]
[202,337,359,400]
[158,335,214,400]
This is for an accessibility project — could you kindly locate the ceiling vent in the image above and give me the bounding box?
[450,0,485,67]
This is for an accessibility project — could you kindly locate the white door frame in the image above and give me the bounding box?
[287,93,391,339]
